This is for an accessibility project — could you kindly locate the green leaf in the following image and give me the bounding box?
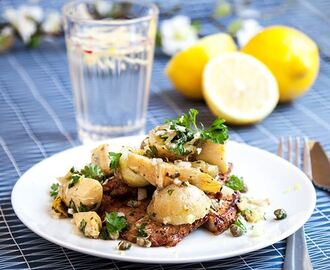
[105,212,128,234]
[200,118,228,144]
[137,224,148,237]
[27,35,41,48]
[80,164,105,181]
[49,183,60,198]
[227,19,243,36]
[108,152,122,170]
[225,175,245,191]
[68,174,80,188]
[213,0,232,18]
[79,219,87,234]
[145,145,158,158]
[191,20,201,32]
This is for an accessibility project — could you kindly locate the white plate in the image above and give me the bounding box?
[12,136,316,264]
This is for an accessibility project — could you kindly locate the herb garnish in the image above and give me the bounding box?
[225,175,246,192]
[68,174,80,188]
[80,164,105,181]
[145,145,158,158]
[167,189,174,195]
[137,224,148,238]
[105,212,128,235]
[165,109,228,156]
[108,152,122,169]
[50,183,60,198]
[79,219,87,234]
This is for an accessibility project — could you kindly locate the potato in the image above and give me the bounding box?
[147,183,211,225]
[119,149,149,187]
[91,144,112,175]
[190,160,219,178]
[73,211,102,238]
[197,140,228,173]
[61,177,103,212]
[127,152,221,193]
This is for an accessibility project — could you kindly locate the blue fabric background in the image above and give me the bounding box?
[0,0,329,269]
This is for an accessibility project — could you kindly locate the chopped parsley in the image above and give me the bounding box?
[137,224,148,238]
[80,164,105,181]
[167,189,174,195]
[50,183,60,198]
[225,175,246,192]
[68,174,80,188]
[79,219,87,234]
[145,145,158,158]
[104,212,128,235]
[108,152,122,170]
[165,109,228,156]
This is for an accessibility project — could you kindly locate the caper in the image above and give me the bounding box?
[136,237,152,247]
[117,240,132,250]
[230,224,244,237]
[274,208,287,220]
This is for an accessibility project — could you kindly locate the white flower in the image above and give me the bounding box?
[42,11,62,34]
[236,19,263,48]
[3,5,43,44]
[76,3,93,20]
[160,15,198,56]
[20,5,43,22]
[95,0,112,17]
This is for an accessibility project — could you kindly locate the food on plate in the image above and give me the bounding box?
[73,211,102,238]
[49,108,270,248]
[147,183,211,225]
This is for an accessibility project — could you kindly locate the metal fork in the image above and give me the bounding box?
[278,137,313,270]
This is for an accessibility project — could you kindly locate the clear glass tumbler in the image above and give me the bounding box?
[63,0,158,143]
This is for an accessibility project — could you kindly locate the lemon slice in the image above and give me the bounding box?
[203,52,279,125]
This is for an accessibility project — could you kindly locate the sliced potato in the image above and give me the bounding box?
[127,152,221,193]
[119,150,149,187]
[197,140,228,173]
[91,144,112,175]
[51,197,68,218]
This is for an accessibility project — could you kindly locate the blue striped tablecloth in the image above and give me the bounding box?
[0,0,329,269]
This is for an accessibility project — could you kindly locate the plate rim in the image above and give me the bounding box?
[11,136,316,264]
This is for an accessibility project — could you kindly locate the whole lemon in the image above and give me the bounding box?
[165,33,237,99]
[242,26,319,102]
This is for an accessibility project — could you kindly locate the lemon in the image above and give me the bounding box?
[165,33,237,99]
[203,52,279,125]
[242,26,319,102]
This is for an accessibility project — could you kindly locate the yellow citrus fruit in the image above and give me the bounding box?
[165,33,237,99]
[242,26,319,102]
[203,52,279,125]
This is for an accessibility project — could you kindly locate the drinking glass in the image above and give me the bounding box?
[63,0,158,143]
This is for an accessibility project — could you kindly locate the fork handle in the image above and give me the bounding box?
[283,227,313,270]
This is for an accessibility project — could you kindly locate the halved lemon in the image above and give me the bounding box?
[203,52,279,125]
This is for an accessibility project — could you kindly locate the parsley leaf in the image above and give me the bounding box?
[164,109,229,156]
[225,175,246,192]
[145,145,158,158]
[137,224,148,237]
[108,152,122,170]
[200,118,228,144]
[105,212,128,234]
[68,174,81,188]
[80,164,105,181]
[50,183,60,198]
[79,219,87,234]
